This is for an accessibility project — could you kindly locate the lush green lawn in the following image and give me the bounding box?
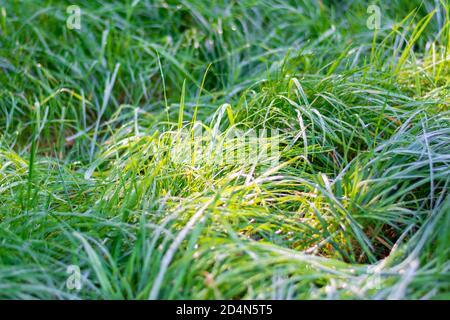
[0,0,449,299]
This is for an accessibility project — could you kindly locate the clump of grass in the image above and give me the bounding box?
[0,0,449,299]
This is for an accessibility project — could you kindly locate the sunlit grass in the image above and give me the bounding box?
[0,0,449,299]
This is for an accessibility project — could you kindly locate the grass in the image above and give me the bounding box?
[0,0,449,299]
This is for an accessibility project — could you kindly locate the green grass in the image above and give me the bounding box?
[0,0,449,299]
